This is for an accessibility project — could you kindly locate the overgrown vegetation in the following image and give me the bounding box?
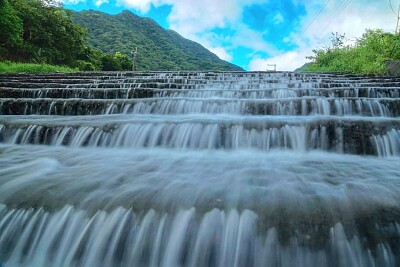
[0,0,241,72]
[0,61,77,73]
[303,30,400,75]
[0,0,86,66]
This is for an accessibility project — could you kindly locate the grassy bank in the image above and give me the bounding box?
[0,61,78,73]
[302,30,400,75]
[302,47,387,75]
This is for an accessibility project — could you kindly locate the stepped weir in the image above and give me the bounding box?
[0,71,400,267]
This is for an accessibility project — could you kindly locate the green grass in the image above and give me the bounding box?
[0,61,78,73]
[302,29,400,75]
[302,47,387,75]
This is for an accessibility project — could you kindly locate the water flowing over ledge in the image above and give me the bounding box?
[0,71,400,267]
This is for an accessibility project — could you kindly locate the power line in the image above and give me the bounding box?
[274,0,331,67]
[279,0,352,70]
[286,0,331,50]
[313,0,352,38]
[389,0,400,33]
[397,4,400,33]
[389,0,398,16]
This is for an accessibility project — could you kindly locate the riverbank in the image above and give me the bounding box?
[0,61,77,73]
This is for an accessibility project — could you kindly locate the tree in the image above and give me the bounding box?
[114,51,132,70]
[0,0,23,58]
[388,0,400,33]
[100,52,132,71]
[330,32,346,49]
[7,0,87,65]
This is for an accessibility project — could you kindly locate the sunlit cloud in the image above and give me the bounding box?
[209,47,233,62]
[115,0,161,13]
[95,0,109,7]
[61,0,86,4]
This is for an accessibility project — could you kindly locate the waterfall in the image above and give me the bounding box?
[0,71,400,267]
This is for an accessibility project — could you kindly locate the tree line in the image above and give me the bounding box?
[0,0,132,71]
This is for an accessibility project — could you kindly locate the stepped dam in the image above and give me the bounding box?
[0,71,400,267]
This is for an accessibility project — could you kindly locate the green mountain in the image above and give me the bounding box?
[71,10,243,71]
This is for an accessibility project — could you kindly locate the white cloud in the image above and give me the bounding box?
[60,0,85,4]
[167,0,241,34]
[273,12,284,24]
[117,0,396,66]
[179,33,234,62]
[250,0,398,71]
[95,0,109,7]
[304,1,395,40]
[116,0,164,13]
[209,47,233,61]
[249,50,311,71]
[165,1,280,63]
[64,0,398,68]
[114,0,265,62]
[230,25,277,54]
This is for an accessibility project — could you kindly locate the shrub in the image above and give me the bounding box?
[303,29,400,75]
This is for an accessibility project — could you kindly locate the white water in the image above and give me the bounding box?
[0,97,395,116]
[0,71,400,266]
[0,206,397,267]
[0,146,400,267]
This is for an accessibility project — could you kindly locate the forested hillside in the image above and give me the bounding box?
[0,0,86,66]
[71,10,243,71]
[0,0,242,72]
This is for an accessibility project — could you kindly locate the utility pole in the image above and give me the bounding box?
[397,3,400,34]
[131,47,138,71]
[267,64,277,72]
[389,0,400,33]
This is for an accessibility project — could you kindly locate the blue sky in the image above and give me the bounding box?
[63,0,397,70]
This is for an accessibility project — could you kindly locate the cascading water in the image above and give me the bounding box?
[0,71,400,267]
